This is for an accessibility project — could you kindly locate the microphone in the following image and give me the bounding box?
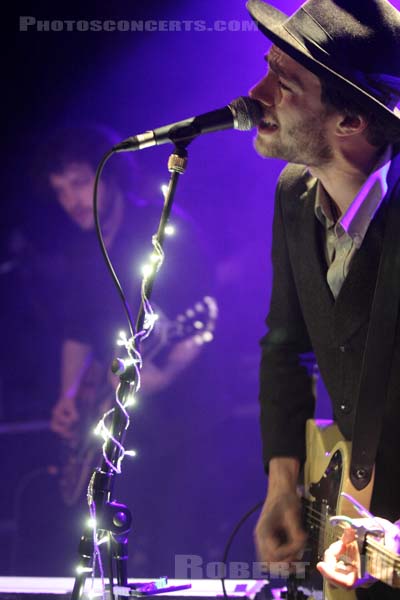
[113,96,262,152]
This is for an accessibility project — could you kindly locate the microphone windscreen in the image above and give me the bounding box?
[230,96,263,130]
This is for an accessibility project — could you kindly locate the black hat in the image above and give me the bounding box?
[247,0,400,130]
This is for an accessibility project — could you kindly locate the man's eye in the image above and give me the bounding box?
[278,80,291,92]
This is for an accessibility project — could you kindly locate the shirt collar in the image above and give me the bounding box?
[313,145,392,248]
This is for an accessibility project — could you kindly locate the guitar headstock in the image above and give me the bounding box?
[174,295,218,345]
[141,296,218,361]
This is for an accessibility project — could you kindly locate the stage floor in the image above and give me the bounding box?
[0,577,267,599]
[0,577,324,600]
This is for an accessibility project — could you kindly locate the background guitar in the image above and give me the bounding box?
[58,296,218,506]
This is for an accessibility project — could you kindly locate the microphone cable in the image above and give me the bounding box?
[93,149,136,339]
[221,501,264,600]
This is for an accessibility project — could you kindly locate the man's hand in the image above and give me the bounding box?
[139,336,202,396]
[52,339,92,440]
[255,457,306,563]
[317,526,365,589]
[317,517,400,589]
[50,396,79,440]
[255,491,307,563]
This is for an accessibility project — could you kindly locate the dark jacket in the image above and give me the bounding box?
[260,151,400,519]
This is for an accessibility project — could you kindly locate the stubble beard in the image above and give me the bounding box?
[254,111,333,167]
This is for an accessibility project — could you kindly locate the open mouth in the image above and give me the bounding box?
[258,118,279,132]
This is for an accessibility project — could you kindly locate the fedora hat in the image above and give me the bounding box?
[246,0,400,130]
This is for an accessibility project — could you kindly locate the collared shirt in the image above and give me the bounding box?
[313,145,392,299]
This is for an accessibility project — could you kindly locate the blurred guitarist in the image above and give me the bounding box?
[34,125,214,443]
[8,123,216,577]
[245,0,400,598]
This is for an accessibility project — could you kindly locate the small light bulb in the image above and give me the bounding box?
[87,518,96,529]
[161,184,169,196]
[165,224,175,236]
[76,565,92,575]
[150,253,159,263]
[125,450,137,457]
[142,264,154,277]
[144,312,159,329]
[117,330,128,346]
[202,331,214,343]
[124,395,136,408]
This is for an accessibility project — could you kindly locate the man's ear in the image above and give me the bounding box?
[335,113,368,137]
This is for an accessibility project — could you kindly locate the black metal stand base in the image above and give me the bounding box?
[72,470,133,600]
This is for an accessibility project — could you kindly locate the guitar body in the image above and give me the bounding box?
[304,419,375,600]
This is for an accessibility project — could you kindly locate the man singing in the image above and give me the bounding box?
[246,0,400,597]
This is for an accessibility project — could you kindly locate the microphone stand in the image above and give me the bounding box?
[71,145,189,600]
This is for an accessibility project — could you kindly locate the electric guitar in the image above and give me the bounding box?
[304,419,400,598]
[58,296,218,506]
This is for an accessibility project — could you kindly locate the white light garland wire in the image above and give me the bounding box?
[94,233,164,474]
[85,233,165,589]
[89,500,106,600]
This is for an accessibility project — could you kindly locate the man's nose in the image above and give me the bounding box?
[249,75,275,107]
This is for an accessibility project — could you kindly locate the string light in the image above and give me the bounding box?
[123,394,137,409]
[89,500,106,600]
[97,533,110,546]
[89,229,166,478]
[202,331,214,343]
[165,224,175,236]
[143,311,159,331]
[141,264,154,278]
[87,217,169,593]
[124,450,137,457]
[76,566,92,575]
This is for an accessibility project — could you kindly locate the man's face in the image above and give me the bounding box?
[49,163,109,230]
[249,46,335,166]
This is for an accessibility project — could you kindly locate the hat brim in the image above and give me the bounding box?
[247,0,400,131]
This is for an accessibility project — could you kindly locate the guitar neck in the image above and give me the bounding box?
[365,535,400,587]
[303,497,400,588]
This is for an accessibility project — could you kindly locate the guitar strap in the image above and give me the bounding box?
[350,173,400,491]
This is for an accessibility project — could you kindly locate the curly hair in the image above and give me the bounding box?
[320,78,400,148]
[32,124,138,198]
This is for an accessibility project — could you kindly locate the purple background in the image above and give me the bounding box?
[2,0,399,580]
